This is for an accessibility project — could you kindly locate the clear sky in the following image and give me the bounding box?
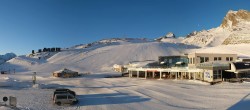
[0,0,250,55]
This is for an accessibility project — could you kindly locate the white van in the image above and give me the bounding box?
[53,93,78,106]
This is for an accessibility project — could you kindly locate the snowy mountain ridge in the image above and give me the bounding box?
[154,32,184,43]
[183,9,250,47]
[0,53,16,64]
[72,38,150,49]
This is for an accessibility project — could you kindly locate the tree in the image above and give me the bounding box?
[32,50,35,54]
[38,49,42,53]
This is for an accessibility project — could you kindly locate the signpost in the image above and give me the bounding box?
[32,72,36,85]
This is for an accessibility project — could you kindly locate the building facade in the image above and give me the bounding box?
[126,53,244,84]
[188,53,237,68]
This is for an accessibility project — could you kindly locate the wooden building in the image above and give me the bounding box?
[53,68,78,78]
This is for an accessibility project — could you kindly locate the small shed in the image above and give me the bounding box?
[53,68,79,78]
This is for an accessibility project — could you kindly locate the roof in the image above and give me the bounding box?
[232,62,250,70]
[54,68,78,74]
[188,52,237,55]
[226,62,250,73]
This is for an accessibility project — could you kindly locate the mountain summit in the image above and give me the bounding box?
[183,9,250,47]
[0,53,16,64]
[221,10,250,28]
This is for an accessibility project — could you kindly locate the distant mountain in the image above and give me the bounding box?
[155,32,176,41]
[182,9,250,47]
[72,38,150,49]
[0,53,16,64]
[155,32,184,43]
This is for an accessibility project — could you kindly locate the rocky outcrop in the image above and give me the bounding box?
[183,9,250,47]
[221,10,250,28]
[155,32,176,41]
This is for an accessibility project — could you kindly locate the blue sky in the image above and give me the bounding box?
[0,0,250,55]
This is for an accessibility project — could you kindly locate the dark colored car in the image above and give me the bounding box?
[53,88,76,100]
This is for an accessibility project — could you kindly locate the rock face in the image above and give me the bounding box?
[183,9,250,47]
[165,32,176,38]
[221,10,250,28]
[155,32,176,41]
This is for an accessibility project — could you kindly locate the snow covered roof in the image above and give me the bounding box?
[53,68,78,74]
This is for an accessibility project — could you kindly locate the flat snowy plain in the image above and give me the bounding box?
[0,71,250,110]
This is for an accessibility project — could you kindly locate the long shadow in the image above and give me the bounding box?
[228,93,250,110]
[82,85,137,89]
[77,93,150,106]
[0,82,76,90]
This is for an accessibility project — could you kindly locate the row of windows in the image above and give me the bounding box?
[226,57,233,61]
[214,57,222,61]
[188,58,195,64]
[188,57,234,64]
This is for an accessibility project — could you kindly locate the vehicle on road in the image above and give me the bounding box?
[53,93,78,106]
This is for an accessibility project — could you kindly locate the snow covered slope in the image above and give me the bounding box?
[183,9,250,47]
[0,39,196,74]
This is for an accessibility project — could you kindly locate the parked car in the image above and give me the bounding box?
[1,71,7,74]
[53,93,78,106]
[53,88,76,100]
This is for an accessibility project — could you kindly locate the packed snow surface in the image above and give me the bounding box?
[0,73,250,110]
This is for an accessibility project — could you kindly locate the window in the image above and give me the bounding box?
[226,57,230,61]
[218,57,222,61]
[213,70,222,80]
[169,59,172,63]
[200,57,204,63]
[230,57,233,61]
[57,95,67,99]
[214,57,218,61]
[205,57,209,62]
[189,58,192,64]
[68,95,73,99]
[213,70,218,79]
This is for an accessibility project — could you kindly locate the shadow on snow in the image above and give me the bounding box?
[228,93,250,110]
[77,93,150,106]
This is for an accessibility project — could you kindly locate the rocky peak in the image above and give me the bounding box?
[165,32,176,38]
[155,32,176,41]
[221,9,250,28]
